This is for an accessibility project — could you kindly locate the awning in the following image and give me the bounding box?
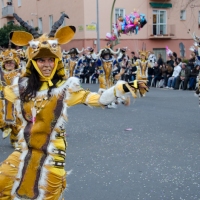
[149,2,172,8]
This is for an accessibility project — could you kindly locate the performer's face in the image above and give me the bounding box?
[104,54,110,60]
[36,57,55,77]
[4,60,16,71]
[71,53,75,57]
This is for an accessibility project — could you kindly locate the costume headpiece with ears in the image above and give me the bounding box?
[1,48,20,69]
[1,39,20,69]
[10,13,76,85]
[139,42,148,59]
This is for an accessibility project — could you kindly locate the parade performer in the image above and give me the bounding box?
[0,13,148,200]
[148,51,157,68]
[84,47,101,66]
[0,47,22,148]
[65,47,84,78]
[115,47,129,81]
[97,46,120,89]
[133,48,151,96]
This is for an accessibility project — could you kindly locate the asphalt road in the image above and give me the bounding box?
[0,84,200,200]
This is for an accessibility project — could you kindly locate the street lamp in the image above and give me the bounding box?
[96,0,100,52]
[110,0,116,34]
[110,0,119,48]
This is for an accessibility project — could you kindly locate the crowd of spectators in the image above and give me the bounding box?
[72,51,200,91]
[148,53,199,91]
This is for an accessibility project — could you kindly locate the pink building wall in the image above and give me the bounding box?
[0,0,199,59]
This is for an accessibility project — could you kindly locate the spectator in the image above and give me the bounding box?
[188,53,196,70]
[166,55,174,68]
[157,53,164,67]
[173,52,178,63]
[124,60,135,82]
[91,67,99,83]
[188,65,200,90]
[152,62,161,87]
[131,51,138,63]
[84,62,95,83]
[148,63,154,87]
[159,63,168,87]
[80,61,89,83]
[166,60,181,89]
[163,64,173,87]
[174,63,191,90]
[177,58,182,65]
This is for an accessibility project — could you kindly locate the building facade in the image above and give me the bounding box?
[0,0,200,60]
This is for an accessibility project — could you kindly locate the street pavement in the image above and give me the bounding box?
[0,84,200,200]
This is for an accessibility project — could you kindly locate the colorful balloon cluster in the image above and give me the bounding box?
[106,11,147,41]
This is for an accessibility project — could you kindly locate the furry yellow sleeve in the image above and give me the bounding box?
[65,90,101,107]
[4,85,18,103]
[0,100,6,128]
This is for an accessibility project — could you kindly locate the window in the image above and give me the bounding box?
[115,8,125,23]
[153,48,166,62]
[179,42,185,57]
[199,11,200,27]
[1,0,4,8]
[38,18,43,34]
[61,12,66,26]
[180,10,186,20]
[152,10,167,35]
[49,15,53,31]
[18,0,21,7]
[30,19,34,27]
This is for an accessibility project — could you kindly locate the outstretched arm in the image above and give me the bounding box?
[65,77,147,107]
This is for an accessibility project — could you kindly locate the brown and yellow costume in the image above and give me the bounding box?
[0,13,144,200]
[133,51,151,95]
[0,48,22,147]
[65,48,83,78]
[98,48,120,89]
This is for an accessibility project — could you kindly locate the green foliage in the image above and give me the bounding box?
[182,59,189,64]
[0,23,26,48]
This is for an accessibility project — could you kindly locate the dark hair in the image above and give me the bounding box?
[173,52,177,58]
[174,60,179,66]
[177,58,182,63]
[20,64,64,102]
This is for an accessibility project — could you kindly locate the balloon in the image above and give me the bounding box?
[105,11,147,41]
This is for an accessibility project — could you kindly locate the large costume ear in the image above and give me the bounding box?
[55,26,76,44]
[10,31,34,46]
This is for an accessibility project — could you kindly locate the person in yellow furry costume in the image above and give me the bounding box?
[0,47,22,148]
[133,50,151,96]
[0,13,148,200]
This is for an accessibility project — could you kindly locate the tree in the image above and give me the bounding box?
[0,23,26,48]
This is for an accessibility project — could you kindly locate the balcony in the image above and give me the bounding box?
[2,5,14,18]
[148,24,175,39]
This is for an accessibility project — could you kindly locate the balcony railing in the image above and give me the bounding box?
[148,24,175,39]
[149,0,171,1]
[2,5,14,18]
